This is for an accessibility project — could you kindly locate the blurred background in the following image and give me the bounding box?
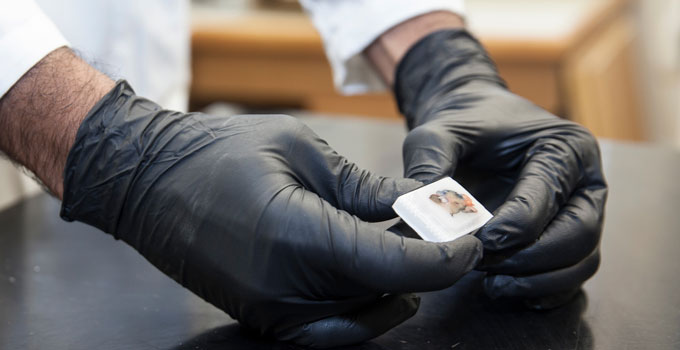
[188,0,678,143]
[0,0,678,210]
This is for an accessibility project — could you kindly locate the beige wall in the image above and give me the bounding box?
[634,0,680,147]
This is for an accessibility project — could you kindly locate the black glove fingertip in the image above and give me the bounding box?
[278,294,420,348]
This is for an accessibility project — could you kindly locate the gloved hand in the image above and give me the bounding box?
[60,81,483,347]
[394,30,607,309]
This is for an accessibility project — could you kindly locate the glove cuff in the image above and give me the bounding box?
[393,29,505,129]
[60,80,161,236]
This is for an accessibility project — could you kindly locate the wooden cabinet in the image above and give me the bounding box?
[191,0,643,140]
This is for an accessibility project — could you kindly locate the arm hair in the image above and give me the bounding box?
[0,47,114,199]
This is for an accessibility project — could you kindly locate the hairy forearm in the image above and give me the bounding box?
[0,47,114,199]
[364,11,465,85]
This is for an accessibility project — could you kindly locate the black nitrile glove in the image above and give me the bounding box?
[60,81,483,347]
[394,30,608,309]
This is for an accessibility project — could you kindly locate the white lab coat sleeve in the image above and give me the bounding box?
[299,0,465,95]
[0,1,69,98]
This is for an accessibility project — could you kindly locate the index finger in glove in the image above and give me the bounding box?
[282,117,422,222]
[265,186,483,294]
[402,123,465,184]
[476,137,586,252]
[340,218,482,294]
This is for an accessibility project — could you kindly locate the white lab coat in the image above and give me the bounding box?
[0,0,190,210]
[0,0,464,210]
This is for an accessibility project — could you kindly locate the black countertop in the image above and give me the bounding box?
[1,116,679,349]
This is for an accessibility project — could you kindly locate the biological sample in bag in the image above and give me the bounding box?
[392,177,492,242]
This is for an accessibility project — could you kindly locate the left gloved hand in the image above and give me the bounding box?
[394,29,608,308]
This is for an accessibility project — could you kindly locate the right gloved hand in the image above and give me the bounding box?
[60,81,483,348]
